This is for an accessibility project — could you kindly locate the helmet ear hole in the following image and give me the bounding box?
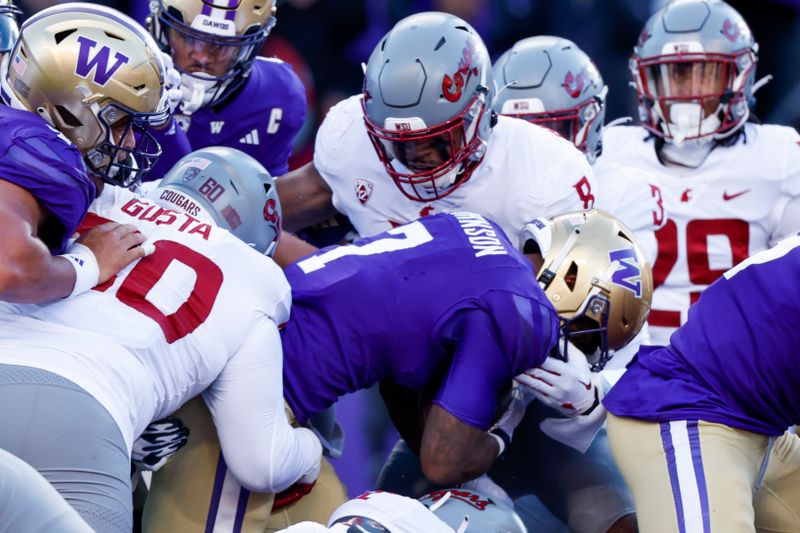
[564,261,578,291]
[55,105,83,127]
[54,29,76,44]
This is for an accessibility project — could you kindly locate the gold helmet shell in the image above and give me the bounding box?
[520,209,653,370]
[1,3,169,186]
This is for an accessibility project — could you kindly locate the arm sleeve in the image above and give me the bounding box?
[203,317,322,493]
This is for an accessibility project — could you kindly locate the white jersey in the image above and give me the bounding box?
[594,161,667,265]
[0,187,321,492]
[315,94,597,241]
[597,123,800,345]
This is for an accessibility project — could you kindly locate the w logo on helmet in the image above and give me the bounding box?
[609,248,642,297]
[75,36,129,86]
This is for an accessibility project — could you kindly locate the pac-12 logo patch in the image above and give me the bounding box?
[609,248,642,297]
[354,178,373,205]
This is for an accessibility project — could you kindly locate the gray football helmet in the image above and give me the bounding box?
[631,0,758,143]
[362,11,495,202]
[493,36,606,163]
[0,0,20,53]
[420,489,527,533]
[151,146,282,256]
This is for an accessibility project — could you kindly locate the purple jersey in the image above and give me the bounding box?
[282,212,559,429]
[604,236,800,436]
[0,106,95,253]
[149,58,306,180]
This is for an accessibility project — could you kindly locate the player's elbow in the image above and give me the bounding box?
[228,457,290,493]
[0,258,29,301]
[420,456,468,486]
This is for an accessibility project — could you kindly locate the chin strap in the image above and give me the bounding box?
[179,74,216,115]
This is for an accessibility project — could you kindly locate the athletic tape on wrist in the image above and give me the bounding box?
[60,243,100,298]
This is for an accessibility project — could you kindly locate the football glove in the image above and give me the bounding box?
[515,346,599,417]
[131,418,189,471]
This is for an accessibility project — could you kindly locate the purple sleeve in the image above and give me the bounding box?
[433,294,559,429]
[0,132,94,253]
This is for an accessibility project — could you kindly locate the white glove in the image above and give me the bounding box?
[132,418,189,471]
[160,52,184,115]
[515,348,599,417]
[460,474,514,509]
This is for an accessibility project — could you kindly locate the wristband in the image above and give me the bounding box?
[489,428,511,459]
[60,243,100,298]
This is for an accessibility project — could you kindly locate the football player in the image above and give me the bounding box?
[604,235,800,531]
[493,35,665,269]
[595,0,800,346]
[0,2,168,303]
[144,202,650,533]
[146,0,306,179]
[0,148,321,531]
[378,211,653,533]
[275,11,597,254]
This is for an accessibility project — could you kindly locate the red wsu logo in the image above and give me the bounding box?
[722,19,740,42]
[354,179,374,205]
[442,39,480,102]
[564,69,588,98]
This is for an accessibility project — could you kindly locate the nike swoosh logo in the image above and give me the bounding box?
[578,380,592,390]
[723,189,750,201]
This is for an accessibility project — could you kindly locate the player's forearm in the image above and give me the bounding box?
[207,319,322,492]
[0,245,76,303]
[420,405,499,485]
[275,162,337,232]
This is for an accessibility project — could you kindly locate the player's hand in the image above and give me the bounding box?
[515,346,599,417]
[132,418,189,472]
[160,52,184,117]
[75,223,150,284]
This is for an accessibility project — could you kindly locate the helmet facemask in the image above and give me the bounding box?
[503,89,605,163]
[152,1,274,113]
[363,93,488,202]
[634,52,753,143]
[84,102,164,187]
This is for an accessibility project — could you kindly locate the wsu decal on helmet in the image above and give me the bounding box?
[74,36,129,86]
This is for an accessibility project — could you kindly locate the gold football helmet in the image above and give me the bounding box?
[149,0,276,113]
[0,3,169,187]
[520,209,653,371]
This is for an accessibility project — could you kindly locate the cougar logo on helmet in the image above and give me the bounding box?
[442,39,480,103]
[609,248,643,297]
[74,36,129,86]
[563,68,587,98]
[721,18,740,42]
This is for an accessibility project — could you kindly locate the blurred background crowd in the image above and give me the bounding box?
[11,0,800,497]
